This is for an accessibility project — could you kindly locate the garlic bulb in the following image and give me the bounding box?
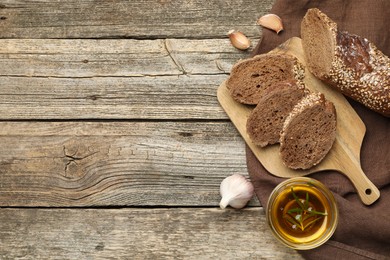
[257,14,284,34]
[227,30,251,50]
[219,174,254,209]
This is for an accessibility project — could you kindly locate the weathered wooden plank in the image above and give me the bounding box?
[0,75,229,119]
[0,207,303,259]
[0,39,180,77]
[0,0,274,39]
[0,39,252,77]
[0,121,258,207]
[0,39,256,119]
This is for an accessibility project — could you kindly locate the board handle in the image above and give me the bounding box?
[342,165,380,205]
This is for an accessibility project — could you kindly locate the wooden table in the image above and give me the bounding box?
[0,1,303,258]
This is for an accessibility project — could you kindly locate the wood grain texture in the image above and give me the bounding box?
[0,39,258,119]
[0,0,302,258]
[0,207,303,259]
[0,121,257,207]
[0,0,273,39]
[0,75,229,120]
[0,38,252,77]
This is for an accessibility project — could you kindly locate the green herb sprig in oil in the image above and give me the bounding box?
[284,187,327,231]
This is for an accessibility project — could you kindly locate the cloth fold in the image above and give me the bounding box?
[247,0,390,259]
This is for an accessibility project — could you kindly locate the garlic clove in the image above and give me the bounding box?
[257,14,284,34]
[219,174,254,209]
[227,30,251,50]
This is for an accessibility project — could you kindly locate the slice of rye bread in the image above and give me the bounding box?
[280,92,337,170]
[226,53,306,105]
[301,8,390,117]
[246,80,309,147]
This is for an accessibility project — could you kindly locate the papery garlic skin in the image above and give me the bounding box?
[257,14,284,34]
[220,174,254,209]
[227,30,251,50]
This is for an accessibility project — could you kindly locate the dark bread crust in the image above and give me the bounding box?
[246,80,308,147]
[226,53,305,105]
[301,8,390,117]
[280,93,337,170]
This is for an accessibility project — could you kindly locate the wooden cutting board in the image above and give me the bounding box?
[217,37,380,205]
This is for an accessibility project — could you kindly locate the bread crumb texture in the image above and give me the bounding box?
[226,53,306,105]
[246,81,307,147]
[280,93,337,170]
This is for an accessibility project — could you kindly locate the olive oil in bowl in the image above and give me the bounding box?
[266,177,338,250]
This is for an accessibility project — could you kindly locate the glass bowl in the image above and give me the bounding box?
[266,177,338,250]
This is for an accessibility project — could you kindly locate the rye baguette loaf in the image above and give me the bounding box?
[226,53,305,105]
[246,80,308,147]
[301,8,390,117]
[280,92,337,170]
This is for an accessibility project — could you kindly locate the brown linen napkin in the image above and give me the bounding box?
[247,0,390,259]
